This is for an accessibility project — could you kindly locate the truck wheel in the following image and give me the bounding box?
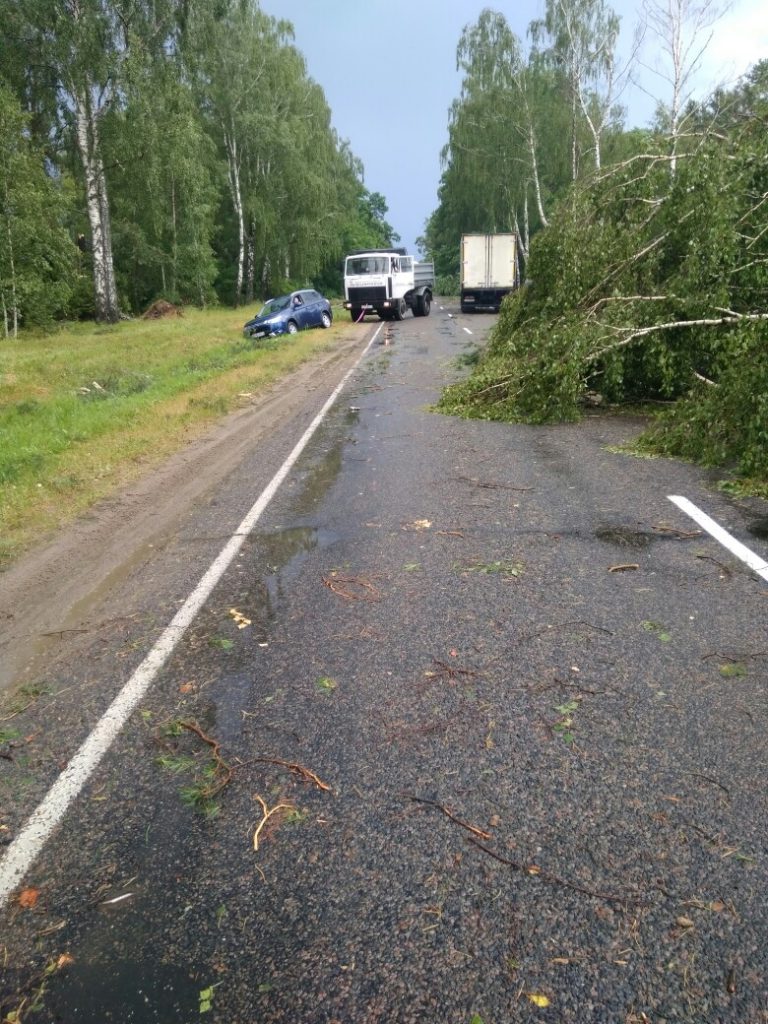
[350,307,362,322]
[421,293,431,317]
[393,299,405,321]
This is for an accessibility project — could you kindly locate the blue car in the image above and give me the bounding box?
[243,289,333,340]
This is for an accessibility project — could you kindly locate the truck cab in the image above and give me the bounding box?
[344,248,434,321]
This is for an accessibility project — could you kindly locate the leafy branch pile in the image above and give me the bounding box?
[439,62,768,483]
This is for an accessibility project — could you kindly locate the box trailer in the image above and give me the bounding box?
[460,233,517,313]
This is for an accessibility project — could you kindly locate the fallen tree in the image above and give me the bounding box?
[439,61,768,485]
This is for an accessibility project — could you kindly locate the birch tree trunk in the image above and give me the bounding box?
[73,83,120,322]
[3,183,19,337]
[224,127,245,304]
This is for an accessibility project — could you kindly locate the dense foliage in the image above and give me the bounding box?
[434,5,768,485]
[0,0,396,329]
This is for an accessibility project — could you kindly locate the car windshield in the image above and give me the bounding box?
[259,295,290,316]
[346,256,389,276]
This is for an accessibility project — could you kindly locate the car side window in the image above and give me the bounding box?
[293,294,303,307]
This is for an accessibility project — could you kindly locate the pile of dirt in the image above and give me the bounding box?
[142,299,184,319]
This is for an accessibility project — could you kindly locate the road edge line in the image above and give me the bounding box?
[668,494,768,581]
[0,326,382,908]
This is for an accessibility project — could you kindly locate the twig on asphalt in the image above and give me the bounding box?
[253,795,293,851]
[608,563,640,572]
[408,795,492,840]
[468,838,645,906]
[239,756,332,792]
[431,658,478,680]
[180,720,232,797]
[322,574,380,601]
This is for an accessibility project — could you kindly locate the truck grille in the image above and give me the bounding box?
[349,286,386,304]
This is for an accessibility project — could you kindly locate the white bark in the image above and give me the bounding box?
[3,188,19,338]
[224,125,245,303]
[73,83,119,322]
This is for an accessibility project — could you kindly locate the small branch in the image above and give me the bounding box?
[409,795,492,840]
[587,312,768,362]
[242,757,332,792]
[180,721,232,797]
[253,795,293,851]
[468,838,643,905]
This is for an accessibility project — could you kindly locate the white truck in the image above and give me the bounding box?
[343,248,434,321]
[460,233,518,313]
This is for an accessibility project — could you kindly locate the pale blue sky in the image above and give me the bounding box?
[265,0,767,254]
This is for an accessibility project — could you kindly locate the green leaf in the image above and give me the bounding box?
[720,662,747,677]
[208,637,234,651]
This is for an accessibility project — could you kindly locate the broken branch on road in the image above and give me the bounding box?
[408,795,492,840]
[322,573,380,601]
[468,838,644,906]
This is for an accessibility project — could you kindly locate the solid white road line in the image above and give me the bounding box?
[0,327,382,909]
[668,494,768,582]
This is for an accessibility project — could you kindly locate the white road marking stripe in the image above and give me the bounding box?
[0,327,382,908]
[463,327,473,335]
[668,495,768,581]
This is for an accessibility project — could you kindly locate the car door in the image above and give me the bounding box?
[303,290,322,327]
[290,293,308,329]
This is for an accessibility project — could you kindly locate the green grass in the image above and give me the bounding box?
[0,304,357,566]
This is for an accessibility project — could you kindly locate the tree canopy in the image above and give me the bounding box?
[0,0,396,328]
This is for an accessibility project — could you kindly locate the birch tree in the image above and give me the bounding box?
[530,0,624,175]
[640,0,722,174]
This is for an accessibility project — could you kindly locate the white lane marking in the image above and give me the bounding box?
[463,327,473,335]
[0,327,382,908]
[668,495,768,581]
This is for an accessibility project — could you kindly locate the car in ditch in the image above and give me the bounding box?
[243,289,333,340]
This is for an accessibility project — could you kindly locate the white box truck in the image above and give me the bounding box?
[460,233,518,313]
[343,248,434,321]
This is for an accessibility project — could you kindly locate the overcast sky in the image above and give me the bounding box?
[264,0,768,255]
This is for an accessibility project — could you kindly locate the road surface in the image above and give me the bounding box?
[1,305,767,1023]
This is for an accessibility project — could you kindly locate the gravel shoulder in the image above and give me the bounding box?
[0,332,368,695]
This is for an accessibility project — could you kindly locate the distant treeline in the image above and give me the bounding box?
[0,0,397,330]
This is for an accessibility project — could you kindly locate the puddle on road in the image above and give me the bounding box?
[595,525,654,548]
[46,958,198,1022]
[748,516,768,540]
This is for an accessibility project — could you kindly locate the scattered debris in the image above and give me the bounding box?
[467,838,643,905]
[430,657,478,682]
[608,563,639,572]
[18,887,40,909]
[229,608,251,629]
[409,795,492,840]
[322,572,380,601]
[179,721,232,798]
[239,756,331,792]
[253,795,293,851]
[315,676,338,695]
[100,892,134,906]
[402,519,432,531]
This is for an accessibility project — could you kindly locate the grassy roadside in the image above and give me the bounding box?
[0,304,360,568]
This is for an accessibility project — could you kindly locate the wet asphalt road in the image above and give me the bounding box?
[1,305,768,1023]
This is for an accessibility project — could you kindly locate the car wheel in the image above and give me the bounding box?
[320,311,331,329]
[287,320,298,335]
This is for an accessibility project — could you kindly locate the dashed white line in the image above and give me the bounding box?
[668,494,768,582]
[0,326,382,908]
[462,327,473,335]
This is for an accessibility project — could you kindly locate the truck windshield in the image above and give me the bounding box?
[346,256,389,275]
